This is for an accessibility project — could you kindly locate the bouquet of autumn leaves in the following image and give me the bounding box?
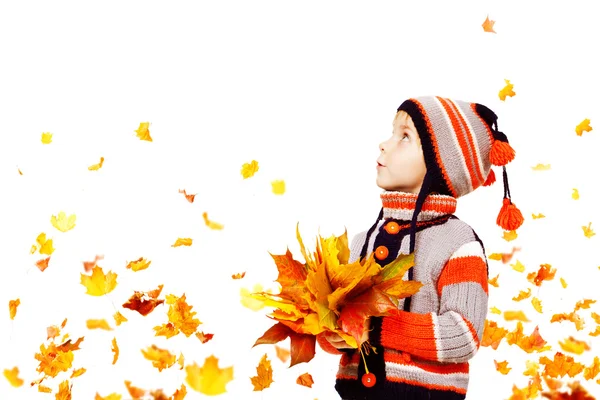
[251,223,422,368]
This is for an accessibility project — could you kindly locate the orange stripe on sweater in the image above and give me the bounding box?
[437,97,479,191]
[436,256,488,296]
[380,311,438,357]
[384,351,470,374]
[386,375,468,395]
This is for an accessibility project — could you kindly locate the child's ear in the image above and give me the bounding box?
[474,103,498,130]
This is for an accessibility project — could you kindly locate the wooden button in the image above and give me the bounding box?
[384,221,400,234]
[375,245,389,260]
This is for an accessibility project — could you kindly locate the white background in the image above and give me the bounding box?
[1,1,600,399]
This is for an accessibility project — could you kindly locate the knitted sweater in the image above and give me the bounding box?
[317,191,489,400]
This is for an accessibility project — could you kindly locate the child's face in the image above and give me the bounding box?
[376,111,427,193]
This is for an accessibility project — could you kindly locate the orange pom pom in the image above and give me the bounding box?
[482,168,496,186]
[490,139,515,166]
[496,198,524,231]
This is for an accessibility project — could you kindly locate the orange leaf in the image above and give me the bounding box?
[3,366,24,387]
[195,331,214,343]
[125,257,151,272]
[35,256,51,272]
[539,351,585,378]
[494,360,511,375]
[512,288,532,302]
[141,345,176,372]
[56,380,72,400]
[112,337,119,365]
[86,319,113,330]
[178,188,196,203]
[82,254,104,273]
[254,322,293,347]
[113,311,128,326]
[574,299,595,312]
[122,285,165,316]
[506,322,551,353]
[275,345,290,363]
[172,237,193,247]
[527,264,556,286]
[551,312,585,331]
[558,336,590,355]
[9,298,20,320]
[289,332,316,367]
[250,354,273,391]
[583,356,600,380]
[70,367,86,378]
[504,310,530,322]
[488,274,499,287]
[153,293,201,338]
[296,372,314,387]
[481,319,508,350]
[124,381,147,399]
[185,355,233,395]
[232,272,246,279]
[482,15,496,33]
[542,380,595,400]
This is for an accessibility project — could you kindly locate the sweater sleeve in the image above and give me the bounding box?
[378,240,489,363]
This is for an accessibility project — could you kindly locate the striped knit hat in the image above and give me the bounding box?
[377,96,524,255]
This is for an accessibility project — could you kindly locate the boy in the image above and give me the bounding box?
[316,96,524,399]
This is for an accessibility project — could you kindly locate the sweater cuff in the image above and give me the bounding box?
[380,310,437,356]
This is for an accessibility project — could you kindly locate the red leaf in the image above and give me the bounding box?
[253,322,294,347]
[289,332,316,367]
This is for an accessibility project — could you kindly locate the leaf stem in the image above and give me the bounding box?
[359,344,370,374]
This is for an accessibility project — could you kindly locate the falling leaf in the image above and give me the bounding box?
[202,212,223,230]
[113,311,128,326]
[531,164,551,171]
[512,288,532,302]
[572,188,580,200]
[297,372,314,387]
[559,336,590,355]
[532,213,545,219]
[38,385,52,393]
[172,238,193,247]
[551,312,585,331]
[88,157,104,171]
[574,299,595,312]
[488,253,502,261]
[575,119,592,136]
[511,260,526,272]
[499,79,515,101]
[18,167,23,175]
[482,319,508,350]
[527,264,556,286]
[504,310,530,322]
[275,345,290,362]
[241,160,259,179]
[3,367,24,387]
[560,277,568,288]
[494,360,511,375]
[250,354,274,391]
[482,15,496,33]
[232,272,246,279]
[488,274,499,287]
[178,353,185,370]
[490,306,501,314]
[35,257,51,272]
[523,360,540,376]
[124,381,147,399]
[95,393,122,400]
[51,211,76,232]
[503,230,518,242]
[532,297,543,313]
[35,233,55,255]
[135,122,152,141]
[86,319,113,330]
[125,257,152,272]
[185,355,233,395]
[70,368,86,378]
[82,254,104,273]
[195,331,214,343]
[539,352,585,378]
[582,222,595,238]
[506,322,551,353]
[123,285,165,316]
[111,338,119,365]
[80,266,118,296]
[591,312,600,324]
[56,380,72,400]
[272,180,286,195]
[141,345,176,372]
[154,293,201,338]
[583,356,600,380]
[178,188,196,203]
[499,246,521,264]
[241,284,270,311]
[9,298,20,320]
[41,132,53,144]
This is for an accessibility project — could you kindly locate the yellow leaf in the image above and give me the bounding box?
[482,15,496,33]
[575,118,592,136]
[113,311,128,326]
[558,336,590,355]
[511,259,525,272]
[154,293,202,338]
[126,257,151,272]
[95,393,122,400]
[56,380,72,400]
[531,297,543,313]
[582,222,595,238]
[272,180,285,195]
[499,79,515,101]
[504,310,530,322]
[88,157,104,171]
[185,355,233,395]
[38,385,52,392]
[560,277,567,288]
[523,360,539,376]
[531,164,551,171]
[488,253,502,261]
[86,319,113,330]
[36,232,55,255]
[9,299,20,320]
[503,230,518,242]
[241,284,269,311]
[80,265,118,296]
[41,132,53,144]
[70,367,86,378]
[241,160,259,179]
[488,274,499,287]
[532,213,545,219]
[111,338,119,365]
[3,367,24,387]
[51,211,76,232]
[178,353,185,370]
[172,237,193,247]
[202,212,224,230]
[512,288,532,302]
[141,345,176,372]
[250,354,273,391]
[135,122,152,141]
[572,188,580,200]
[18,167,23,175]
[490,306,501,314]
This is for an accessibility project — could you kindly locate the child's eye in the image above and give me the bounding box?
[401,133,409,141]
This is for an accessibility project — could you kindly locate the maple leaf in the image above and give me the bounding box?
[202,212,223,230]
[141,345,176,372]
[572,188,580,200]
[575,118,592,136]
[41,132,53,144]
[70,367,86,378]
[512,288,532,302]
[241,284,272,311]
[56,380,72,400]
[289,332,317,367]
[178,188,196,203]
[539,352,585,378]
[481,319,508,350]
[123,285,165,316]
[113,311,128,326]
[494,360,511,375]
[154,293,201,338]
[80,266,117,296]
[35,341,76,378]
[275,345,290,362]
[558,336,590,355]
[232,272,246,279]
[551,312,585,331]
[523,360,540,376]
[488,274,499,287]
[505,322,551,353]
[185,355,233,395]
[241,160,259,179]
[82,254,104,273]
[135,122,152,141]
[531,164,551,171]
[499,79,515,101]
[582,222,595,238]
[35,232,55,255]
[86,319,113,330]
[9,298,20,320]
[272,180,285,195]
[251,354,273,391]
[88,157,104,171]
[482,15,496,33]
[583,356,600,380]
[35,256,51,271]
[3,366,24,387]
[527,264,556,286]
[111,337,119,364]
[574,299,595,312]
[297,372,314,387]
[51,211,76,232]
[124,381,147,399]
[542,380,595,400]
[125,257,151,272]
[172,238,192,247]
[195,331,214,343]
[503,230,518,241]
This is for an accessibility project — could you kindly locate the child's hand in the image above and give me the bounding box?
[324,318,371,349]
